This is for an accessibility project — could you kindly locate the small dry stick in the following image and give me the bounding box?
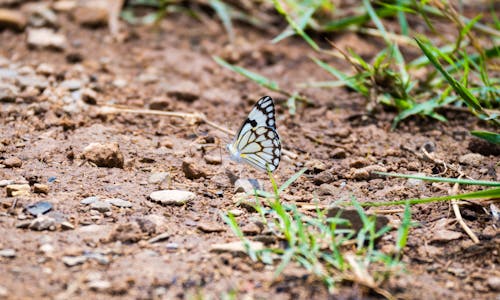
[98,106,298,159]
[451,176,479,244]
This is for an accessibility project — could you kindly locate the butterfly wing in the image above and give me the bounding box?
[235,126,281,172]
[228,96,281,172]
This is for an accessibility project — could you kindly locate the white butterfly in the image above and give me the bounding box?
[227,96,281,172]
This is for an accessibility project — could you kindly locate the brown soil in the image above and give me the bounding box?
[1,3,499,300]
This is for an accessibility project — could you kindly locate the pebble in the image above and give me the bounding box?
[165,242,179,252]
[3,157,22,168]
[6,184,30,197]
[27,28,67,51]
[430,229,462,242]
[0,8,27,31]
[33,183,49,194]
[210,241,264,255]
[197,222,225,233]
[62,255,87,267]
[25,201,52,216]
[88,280,111,292]
[234,179,261,194]
[53,0,77,12]
[304,159,327,173]
[182,159,208,180]
[148,172,169,184]
[227,209,244,217]
[82,142,124,168]
[204,155,222,165]
[90,201,111,213]
[458,153,484,167]
[0,285,7,298]
[330,148,346,159]
[349,165,387,180]
[0,180,14,187]
[149,190,195,206]
[39,243,54,255]
[166,81,200,102]
[105,198,132,208]
[487,276,500,291]
[25,2,59,27]
[0,249,16,258]
[60,221,75,230]
[147,232,170,244]
[112,78,127,88]
[0,83,18,102]
[72,2,109,27]
[60,79,82,91]
[81,88,98,104]
[29,215,56,231]
[241,223,261,235]
[81,196,99,205]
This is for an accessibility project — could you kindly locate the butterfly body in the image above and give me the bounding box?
[227,96,281,172]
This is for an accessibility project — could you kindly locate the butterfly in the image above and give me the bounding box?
[226,96,281,172]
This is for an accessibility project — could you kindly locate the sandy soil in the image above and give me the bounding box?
[0,2,499,299]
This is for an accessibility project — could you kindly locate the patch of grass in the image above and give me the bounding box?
[222,169,411,295]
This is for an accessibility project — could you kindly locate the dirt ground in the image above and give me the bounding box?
[0,2,499,299]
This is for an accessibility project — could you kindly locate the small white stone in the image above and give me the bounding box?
[149,190,195,206]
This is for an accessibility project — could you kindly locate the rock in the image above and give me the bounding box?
[166,81,199,102]
[165,243,178,252]
[227,209,244,217]
[106,223,143,243]
[82,142,124,168]
[0,180,14,187]
[81,196,99,205]
[210,241,264,256]
[430,229,462,242]
[147,232,170,244]
[105,198,132,208]
[330,148,346,159]
[29,215,56,231]
[53,0,77,12]
[234,179,261,194]
[458,153,484,167]
[232,193,258,211]
[487,276,500,292]
[148,172,169,184]
[60,221,75,230]
[182,159,208,179]
[25,201,52,216]
[3,157,22,168]
[349,165,387,180]
[241,223,261,235]
[81,88,98,104]
[304,159,327,173]
[24,2,59,28]
[27,28,67,51]
[0,285,7,298]
[204,155,222,165]
[88,280,111,292]
[149,97,171,110]
[149,190,195,206]
[60,79,82,91]
[0,83,18,102]
[62,255,87,267]
[312,171,334,185]
[197,222,225,233]
[39,243,55,255]
[0,249,16,258]
[33,183,49,194]
[16,75,48,89]
[0,9,27,31]
[72,2,108,27]
[90,201,111,213]
[6,184,30,197]
[36,63,55,75]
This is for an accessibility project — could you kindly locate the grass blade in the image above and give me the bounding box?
[470,130,500,144]
[373,171,500,186]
